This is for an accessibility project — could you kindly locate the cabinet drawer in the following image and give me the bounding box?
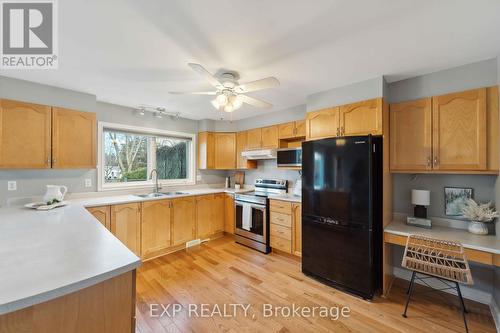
[270,223,291,240]
[270,235,292,253]
[270,212,292,227]
[270,200,292,214]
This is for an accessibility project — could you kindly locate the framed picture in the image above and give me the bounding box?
[444,187,473,216]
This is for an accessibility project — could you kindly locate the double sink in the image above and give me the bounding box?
[134,191,188,199]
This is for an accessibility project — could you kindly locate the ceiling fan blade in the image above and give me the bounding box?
[169,91,216,95]
[188,63,222,88]
[239,95,273,109]
[236,77,280,93]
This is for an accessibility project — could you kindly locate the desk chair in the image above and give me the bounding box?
[401,234,473,333]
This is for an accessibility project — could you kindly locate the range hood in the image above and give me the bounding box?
[241,149,277,160]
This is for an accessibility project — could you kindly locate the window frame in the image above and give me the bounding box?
[97,122,196,191]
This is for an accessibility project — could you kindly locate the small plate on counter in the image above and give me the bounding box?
[24,201,68,211]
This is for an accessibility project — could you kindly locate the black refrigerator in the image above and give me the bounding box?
[301,135,382,299]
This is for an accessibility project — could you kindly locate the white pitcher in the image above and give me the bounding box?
[43,185,68,203]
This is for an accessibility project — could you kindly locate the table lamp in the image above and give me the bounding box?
[407,189,432,228]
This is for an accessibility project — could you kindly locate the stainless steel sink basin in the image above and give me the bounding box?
[134,191,188,199]
[134,193,167,198]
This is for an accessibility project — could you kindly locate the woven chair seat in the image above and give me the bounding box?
[402,234,473,285]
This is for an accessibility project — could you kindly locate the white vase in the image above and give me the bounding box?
[468,221,489,235]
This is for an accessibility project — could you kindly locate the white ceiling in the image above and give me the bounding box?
[1,0,500,120]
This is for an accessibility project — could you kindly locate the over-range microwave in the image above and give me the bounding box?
[277,147,302,167]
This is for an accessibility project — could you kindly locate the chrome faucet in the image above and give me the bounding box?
[150,169,161,193]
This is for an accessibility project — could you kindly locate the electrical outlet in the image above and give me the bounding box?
[84,178,92,188]
[7,181,17,191]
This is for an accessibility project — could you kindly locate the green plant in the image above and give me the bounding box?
[122,167,147,181]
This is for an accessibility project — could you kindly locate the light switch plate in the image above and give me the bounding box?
[84,178,92,188]
[7,181,17,191]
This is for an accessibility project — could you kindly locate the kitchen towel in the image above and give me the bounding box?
[242,203,253,231]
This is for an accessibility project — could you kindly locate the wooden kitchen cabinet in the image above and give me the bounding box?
[390,98,432,171]
[339,98,383,136]
[279,120,306,139]
[305,107,339,140]
[0,99,52,169]
[214,132,236,169]
[261,125,279,148]
[87,206,111,230]
[246,128,262,149]
[141,200,172,258]
[172,196,196,246]
[52,107,96,169]
[432,88,486,171]
[111,203,141,256]
[198,132,215,169]
[224,194,235,234]
[196,195,213,239]
[292,203,302,257]
[236,131,257,169]
[212,193,225,233]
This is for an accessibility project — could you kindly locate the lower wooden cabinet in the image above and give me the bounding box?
[111,203,141,256]
[86,206,111,230]
[172,196,196,246]
[196,194,225,239]
[224,194,235,234]
[141,200,172,258]
[269,199,301,256]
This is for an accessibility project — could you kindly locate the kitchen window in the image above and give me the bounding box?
[98,122,196,190]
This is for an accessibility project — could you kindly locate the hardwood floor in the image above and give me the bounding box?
[135,236,496,333]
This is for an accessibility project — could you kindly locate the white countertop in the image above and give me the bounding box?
[0,187,253,315]
[0,205,141,315]
[385,220,500,255]
[268,193,302,203]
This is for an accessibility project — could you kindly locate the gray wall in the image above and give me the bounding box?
[227,160,301,189]
[0,76,227,203]
[306,76,384,111]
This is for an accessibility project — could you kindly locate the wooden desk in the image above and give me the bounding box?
[383,220,500,295]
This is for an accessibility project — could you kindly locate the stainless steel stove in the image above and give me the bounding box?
[234,179,287,253]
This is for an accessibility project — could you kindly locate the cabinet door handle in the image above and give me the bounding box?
[427,157,432,168]
[433,156,439,166]
[52,158,56,165]
[47,156,51,166]
[341,127,344,136]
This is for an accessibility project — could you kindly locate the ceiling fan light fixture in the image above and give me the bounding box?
[229,95,243,110]
[216,93,228,105]
[224,103,234,113]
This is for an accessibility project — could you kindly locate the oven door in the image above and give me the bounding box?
[235,201,267,243]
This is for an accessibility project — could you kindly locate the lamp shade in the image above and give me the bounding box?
[411,189,430,206]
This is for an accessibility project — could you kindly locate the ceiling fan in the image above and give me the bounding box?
[170,63,280,113]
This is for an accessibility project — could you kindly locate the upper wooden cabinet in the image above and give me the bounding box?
[0,100,52,169]
[339,98,383,136]
[214,132,236,169]
[279,120,306,139]
[141,200,171,258]
[171,196,196,246]
[305,107,339,140]
[87,206,111,230]
[236,131,257,170]
[52,107,96,169]
[390,87,498,174]
[198,132,236,170]
[246,128,262,149]
[432,89,486,171]
[198,132,215,169]
[390,98,432,171]
[261,126,278,148]
[111,203,141,256]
